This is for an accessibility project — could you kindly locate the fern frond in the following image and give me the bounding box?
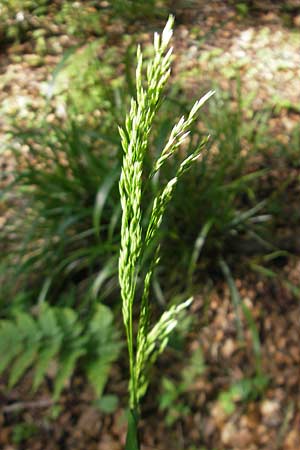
[0,321,23,374]
[32,338,62,391]
[0,303,120,399]
[9,346,38,388]
[85,304,122,396]
[54,348,86,400]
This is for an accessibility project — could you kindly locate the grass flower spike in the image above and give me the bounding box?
[118,16,213,449]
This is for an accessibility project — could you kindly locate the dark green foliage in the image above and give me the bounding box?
[0,303,121,398]
[111,0,167,20]
[12,422,38,444]
[2,80,273,313]
[158,85,271,292]
[2,121,121,310]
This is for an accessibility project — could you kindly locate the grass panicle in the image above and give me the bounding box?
[118,16,212,447]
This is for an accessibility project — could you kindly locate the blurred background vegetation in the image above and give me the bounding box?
[1,1,300,449]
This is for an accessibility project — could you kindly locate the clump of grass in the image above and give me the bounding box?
[157,82,272,295]
[1,122,121,312]
[118,16,213,448]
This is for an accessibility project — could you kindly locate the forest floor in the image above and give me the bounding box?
[1,1,300,449]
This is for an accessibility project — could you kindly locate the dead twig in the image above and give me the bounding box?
[2,399,55,413]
